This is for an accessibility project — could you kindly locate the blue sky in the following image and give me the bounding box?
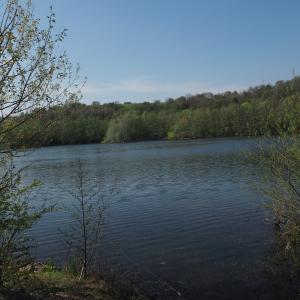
[33,0,300,103]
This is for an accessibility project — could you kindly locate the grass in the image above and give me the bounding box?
[0,261,145,300]
[28,262,120,300]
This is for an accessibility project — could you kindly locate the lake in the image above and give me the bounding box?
[18,138,276,299]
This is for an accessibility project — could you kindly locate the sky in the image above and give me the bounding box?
[32,0,300,104]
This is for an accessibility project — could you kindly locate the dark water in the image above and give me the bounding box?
[18,138,275,299]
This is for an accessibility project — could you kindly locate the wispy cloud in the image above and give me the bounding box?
[82,77,246,102]
[84,78,203,94]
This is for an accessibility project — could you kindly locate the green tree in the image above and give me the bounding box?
[0,0,79,292]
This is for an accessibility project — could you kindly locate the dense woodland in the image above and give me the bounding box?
[7,77,300,147]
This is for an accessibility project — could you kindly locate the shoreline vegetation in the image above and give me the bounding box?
[6,76,300,148]
[0,261,148,300]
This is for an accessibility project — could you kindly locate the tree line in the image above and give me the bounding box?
[6,76,300,147]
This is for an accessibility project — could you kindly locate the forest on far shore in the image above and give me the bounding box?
[6,76,300,147]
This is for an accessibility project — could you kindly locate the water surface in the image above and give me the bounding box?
[18,138,274,299]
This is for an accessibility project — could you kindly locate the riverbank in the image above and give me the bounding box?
[0,262,148,300]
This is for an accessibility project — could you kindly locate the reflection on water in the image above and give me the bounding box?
[17,138,275,299]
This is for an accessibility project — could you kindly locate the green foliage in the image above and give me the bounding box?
[8,76,300,146]
[259,137,300,248]
[0,0,79,293]
[104,113,148,143]
[41,260,58,273]
[0,154,53,289]
[253,134,300,290]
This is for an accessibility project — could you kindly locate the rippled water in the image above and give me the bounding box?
[18,138,275,299]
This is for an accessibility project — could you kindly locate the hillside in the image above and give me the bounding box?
[6,77,300,147]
